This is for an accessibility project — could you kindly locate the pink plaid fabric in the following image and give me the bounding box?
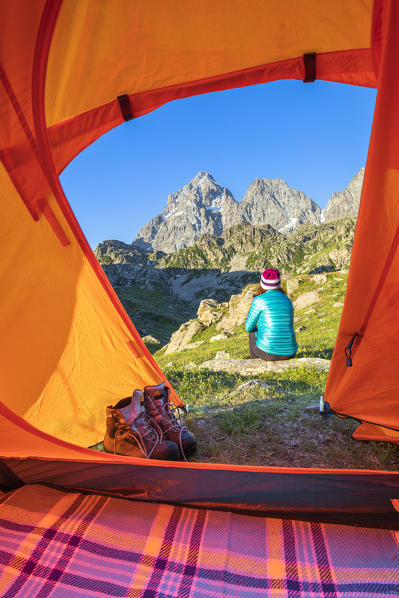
[0,484,398,597]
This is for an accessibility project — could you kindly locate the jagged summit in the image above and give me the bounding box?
[131,168,365,253]
[322,168,365,222]
[191,170,215,183]
[240,176,321,233]
[166,171,233,208]
[135,172,237,252]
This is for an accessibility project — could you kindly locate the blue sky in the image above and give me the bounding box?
[60,80,377,249]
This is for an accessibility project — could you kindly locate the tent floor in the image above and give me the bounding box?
[0,485,398,597]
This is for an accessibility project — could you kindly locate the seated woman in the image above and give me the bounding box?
[245,268,298,361]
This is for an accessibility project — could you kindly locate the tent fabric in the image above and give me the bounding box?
[324,0,399,439]
[0,484,398,598]
[1,0,399,518]
[352,422,399,444]
[0,161,173,447]
[45,0,375,126]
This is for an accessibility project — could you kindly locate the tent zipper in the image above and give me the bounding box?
[344,219,399,367]
[345,333,360,367]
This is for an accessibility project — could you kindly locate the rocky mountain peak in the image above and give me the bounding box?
[166,171,231,209]
[347,167,365,192]
[322,168,364,223]
[135,172,237,253]
[191,170,215,184]
[239,176,321,233]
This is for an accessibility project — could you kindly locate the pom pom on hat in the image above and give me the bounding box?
[260,268,281,289]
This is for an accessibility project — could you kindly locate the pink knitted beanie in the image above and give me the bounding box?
[260,268,281,289]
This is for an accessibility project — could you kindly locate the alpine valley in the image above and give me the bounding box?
[94,169,363,342]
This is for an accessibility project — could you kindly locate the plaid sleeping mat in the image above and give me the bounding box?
[0,485,398,598]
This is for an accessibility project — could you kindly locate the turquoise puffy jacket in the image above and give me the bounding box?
[245,290,298,356]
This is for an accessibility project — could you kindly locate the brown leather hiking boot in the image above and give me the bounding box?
[104,389,180,460]
[144,382,197,460]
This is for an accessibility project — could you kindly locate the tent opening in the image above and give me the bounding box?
[57,79,399,471]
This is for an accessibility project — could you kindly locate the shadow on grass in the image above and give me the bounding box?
[144,341,163,355]
[296,346,334,359]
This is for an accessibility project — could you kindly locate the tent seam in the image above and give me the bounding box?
[30,0,183,406]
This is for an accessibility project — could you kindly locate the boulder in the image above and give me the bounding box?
[185,362,198,370]
[210,333,231,342]
[236,380,271,392]
[216,288,257,333]
[142,335,160,344]
[199,357,330,375]
[286,278,300,294]
[197,298,223,327]
[215,351,231,360]
[197,298,219,317]
[164,320,205,354]
[199,309,222,327]
[312,273,327,284]
[293,290,320,311]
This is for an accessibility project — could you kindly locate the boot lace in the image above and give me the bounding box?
[113,415,159,459]
[165,396,189,462]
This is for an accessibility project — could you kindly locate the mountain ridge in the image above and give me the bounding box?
[129,168,363,253]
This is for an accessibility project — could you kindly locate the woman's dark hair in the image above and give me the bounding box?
[256,285,287,296]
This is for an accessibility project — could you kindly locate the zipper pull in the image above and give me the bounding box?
[345,333,359,367]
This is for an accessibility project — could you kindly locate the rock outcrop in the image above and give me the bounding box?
[94,240,153,266]
[164,320,205,354]
[197,298,223,326]
[216,288,257,333]
[100,263,169,289]
[163,285,256,352]
[293,290,320,311]
[199,357,330,375]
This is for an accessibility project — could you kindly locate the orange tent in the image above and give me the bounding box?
[1,0,399,524]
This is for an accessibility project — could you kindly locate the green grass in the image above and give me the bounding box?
[116,285,193,342]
